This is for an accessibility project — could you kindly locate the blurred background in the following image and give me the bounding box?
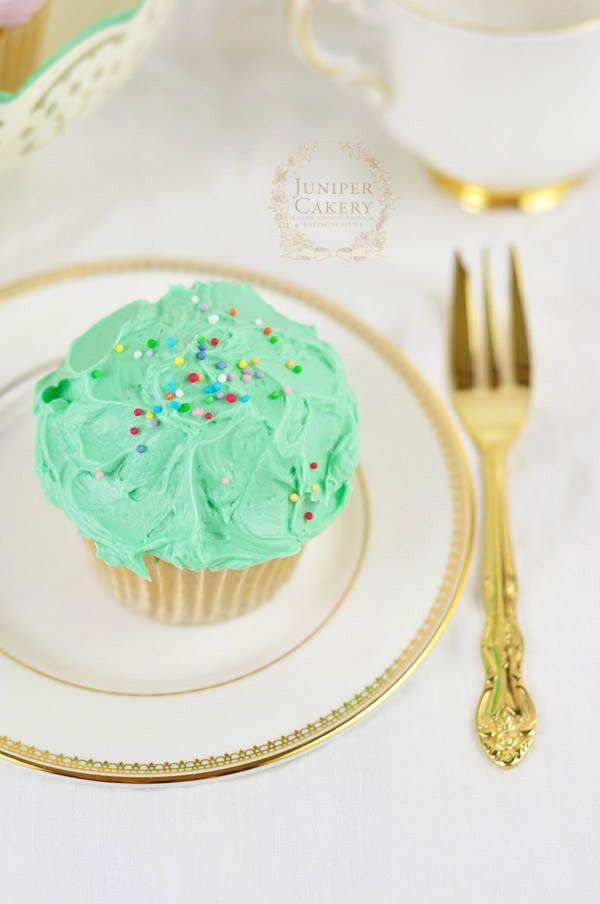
[0,3,599,901]
[2,0,600,384]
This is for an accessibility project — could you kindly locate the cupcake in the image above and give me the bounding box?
[34,281,359,625]
[0,0,51,93]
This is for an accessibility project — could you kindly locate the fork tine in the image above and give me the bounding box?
[482,249,500,388]
[451,253,474,390]
[510,247,531,386]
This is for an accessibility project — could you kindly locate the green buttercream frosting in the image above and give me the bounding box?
[34,282,359,578]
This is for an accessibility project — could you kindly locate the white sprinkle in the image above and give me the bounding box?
[175,389,184,398]
[133,350,142,359]
[191,295,199,303]
[218,374,226,383]
[255,318,263,325]
[208,314,219,325]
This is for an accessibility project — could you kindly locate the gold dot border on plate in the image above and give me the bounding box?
[0,259,474,783]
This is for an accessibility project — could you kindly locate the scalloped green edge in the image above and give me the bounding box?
[0,0,145,103]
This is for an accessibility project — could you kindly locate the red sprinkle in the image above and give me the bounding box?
[205,412,213,420]
[165,391,174,400]
[226,393,237,403]
[188,373,199,383]
[210,338,219,346]
[130,427,138,435]
[264,326,272,335]
[229,307,237,316]
[310,461,318,469]
[304,512,313,521]
[133,408,142,416]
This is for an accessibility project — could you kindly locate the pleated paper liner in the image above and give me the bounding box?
[84,538,303,625]
[0,1,51,94]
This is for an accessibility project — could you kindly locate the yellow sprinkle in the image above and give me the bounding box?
[238,359,248,369]
[252,357,260,365]
[311,484,319,492]
[286,359,295,369]
[145,411,153,419]
[115,344,124,353]
[174,356,184,365]
[289,492,299,503]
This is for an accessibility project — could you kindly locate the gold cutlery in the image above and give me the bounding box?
[450,249,536,768]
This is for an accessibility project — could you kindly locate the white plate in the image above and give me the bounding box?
[0,261,472,783]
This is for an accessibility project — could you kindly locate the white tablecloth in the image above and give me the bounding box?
[0,1,599,901]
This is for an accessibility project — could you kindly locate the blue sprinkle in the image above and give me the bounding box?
[204,386,214,394]
[153,405,162,413]
[197,351,206,360]
[166,337,175,347]
[212,383,221,391]
[241,394,250,403]
[166,381,176,392]
[216,361,227,369]
[170,400,181,409]
[198,342,208,350]
[136,444,145,453]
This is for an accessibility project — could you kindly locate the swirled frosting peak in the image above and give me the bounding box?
[34,282,359,578]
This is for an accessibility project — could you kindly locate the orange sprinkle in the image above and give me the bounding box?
[229,307,237,316]
[252,357,260,365]
[264,326,272,335]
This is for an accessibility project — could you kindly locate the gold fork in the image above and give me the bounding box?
[451,248,536,769]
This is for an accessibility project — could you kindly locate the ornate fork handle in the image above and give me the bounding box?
[476,449,536,768]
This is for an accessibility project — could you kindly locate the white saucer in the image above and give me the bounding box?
[0,260,472,782]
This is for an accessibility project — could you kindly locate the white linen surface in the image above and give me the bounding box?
[0,1,598,901]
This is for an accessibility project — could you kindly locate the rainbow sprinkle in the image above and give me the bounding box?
[97,295,329,522]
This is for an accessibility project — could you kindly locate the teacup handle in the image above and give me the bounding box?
[285,0,392,106]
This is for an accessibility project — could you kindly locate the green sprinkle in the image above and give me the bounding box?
[293,365,302,373]
[91,369,101,378]
[206,396,214,404]
[179,402,191,412]
[271,390,281,399]
[269,336,279,344]
[42,386,57,403]
[197,336,206,344]
[147,338,157,348]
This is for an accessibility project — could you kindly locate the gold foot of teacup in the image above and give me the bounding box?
[429,167,582,213]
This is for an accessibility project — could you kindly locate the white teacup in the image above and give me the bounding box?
[286,0,600,210]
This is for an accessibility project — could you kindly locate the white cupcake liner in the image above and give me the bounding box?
[84,538,302,625]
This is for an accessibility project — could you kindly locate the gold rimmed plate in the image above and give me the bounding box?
[0,260,472,783]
